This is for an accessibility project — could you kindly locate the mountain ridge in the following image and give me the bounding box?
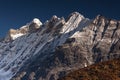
[0,12,119,80]
[4,18,42,41]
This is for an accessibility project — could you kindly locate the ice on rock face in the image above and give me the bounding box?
[32,18,42,27]
[60,12,85,34]
[29,18,42,33]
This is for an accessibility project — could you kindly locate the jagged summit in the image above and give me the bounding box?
[32,18,42,26]
[3,12,120,42]
[5,18,42,41]
[4,12,85,42]
[66,12,84,22]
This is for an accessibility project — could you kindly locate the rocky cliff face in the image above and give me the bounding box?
[0,12,120,80]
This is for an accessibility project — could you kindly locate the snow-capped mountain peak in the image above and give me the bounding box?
[32,18,42,27]
[5,18,42,41]
[0,12,89,80]
[0,12,120,80]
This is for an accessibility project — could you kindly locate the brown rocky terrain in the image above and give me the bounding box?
[59,58,120,80]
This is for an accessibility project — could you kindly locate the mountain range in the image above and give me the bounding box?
[0,12,119,80]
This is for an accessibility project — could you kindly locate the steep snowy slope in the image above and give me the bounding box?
[0,12,90,80]
[0,12,120,80]
[12,14,120,80]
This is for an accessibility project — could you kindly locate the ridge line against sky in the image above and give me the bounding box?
[0,0,120,38]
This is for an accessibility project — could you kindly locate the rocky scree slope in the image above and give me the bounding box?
[0,12,119,80]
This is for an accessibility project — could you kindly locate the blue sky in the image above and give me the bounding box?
[0,0,120,37]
